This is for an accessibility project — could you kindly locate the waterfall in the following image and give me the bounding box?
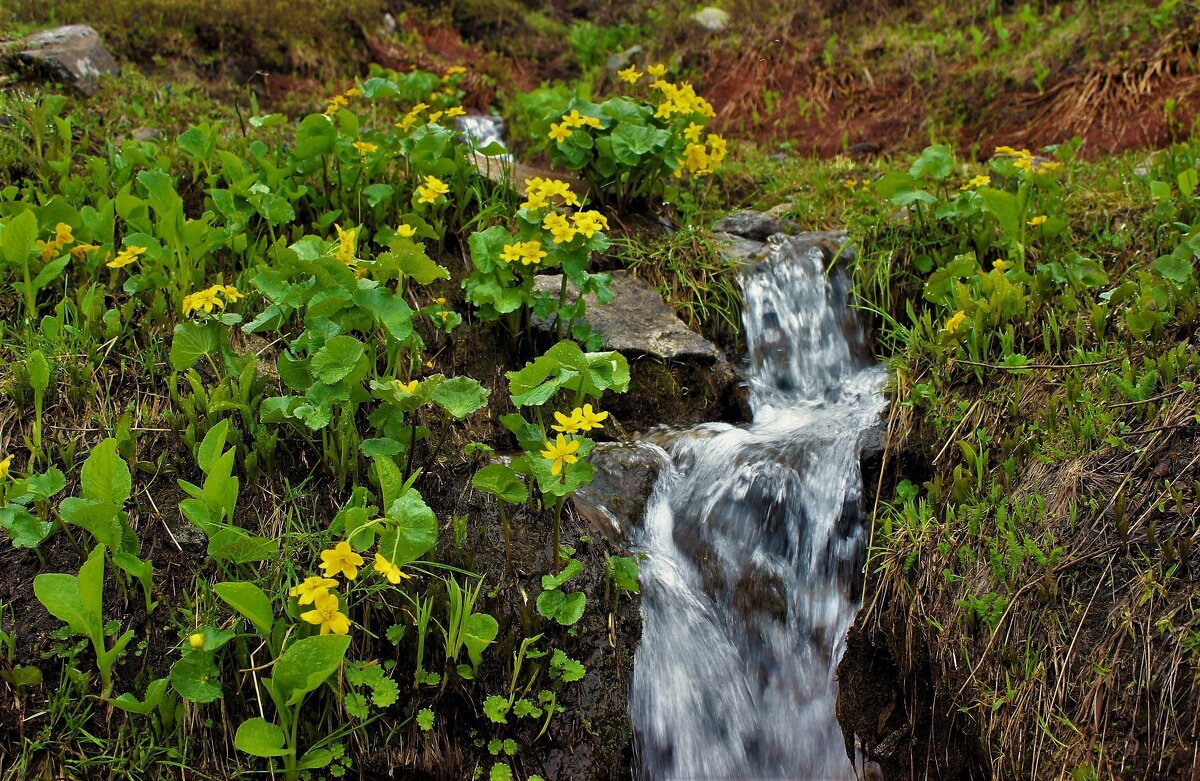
[630,233,886,779]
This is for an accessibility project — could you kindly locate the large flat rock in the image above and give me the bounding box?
[533,270,725,364]
[10,25,119,95]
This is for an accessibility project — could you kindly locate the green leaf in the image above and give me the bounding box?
[0,505,53,548]
[34,544,105,646]
[170,651,223,703]
[471,464,528,505]
[273,634,352,707]
[310,335,367,385]
[1178,168,1197,198]
[214,581,275,638]
[58,498,121,551]
[170,321,222,371]
[81,438,131,507]
[27,350,50,394]
[1152,252,1194,286]
[607,555,640,593]
[463,612,499,672]
[234,718,290,758]
[354,288,414,343]
[609,122,668,166]
[378,490,438,566]
[363,183,394,208]
[483,694,509,724]
[909,144,953,181]
[550,648,585,682]
[31,255,70,291]
[978,187,1021,240]
[208,529,279,564]
[417,707,435,731]
[1,210,38,266]
[293,113,337,159]
[540,558,582,591]
[298,748,334,770]
[535,589,586,626]
[431,376,489,419]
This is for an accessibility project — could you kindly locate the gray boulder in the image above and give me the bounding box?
[10,25,119,95]
[691,7,731,31]
[713,209,800,242]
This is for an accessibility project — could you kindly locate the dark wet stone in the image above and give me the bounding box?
[573,442,665,541]
[712,209,800,241]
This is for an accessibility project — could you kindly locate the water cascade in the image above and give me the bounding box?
[630,233,886,779]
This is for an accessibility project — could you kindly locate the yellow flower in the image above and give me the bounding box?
[961,174,991,190]
[548,122,573,143]
[352,140,378,158]
[1038,161,1061,172]
[500,243,523,264]
[540,434,581,476]
[1028,215,1048,227]
[70,243,99,259]
[182,288,225,316]
[395,378,419,394]
[335,224,358,265]
[36,239,58,260]
[373,553,413,584]
[344,87,362,98]
[561,109,585,128]
[300,592,351,636]
[574,403,608,432]
[320,540,365,580]
[993,259,1008,272]
[395,224,417,238]
[683,142,711,175]
[445,106,466,118]
[324,94,349,116]
[435,297,447,305]
[543,212,576,244]
[706,133,727,165]
[445,65,467,76]
[993,145,1019,156]
[289,575,340,605]
[618,66,641,84]
[187,633,206,649]
[108,245,146,269]
[428,110,444,123]
[516,240,547,266]
[571,210,609,239]
[647,63,666,78]
[410,102,429,114]
[551,409,582,434]
[220,285,243,303]
[0,454,12,480]
[54,223,74,246]
[1014,157,1035,172]
[944,310,967,334]
[683,122,704,143]
[397,114,418,133]
[417,175,449,204]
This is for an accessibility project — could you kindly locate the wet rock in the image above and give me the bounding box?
[715,232,767,265]
[573,442,665,542]
[713,209,800,241]
[130,127,162,143]
[9,25,120,95]
[533,270,727,365]
[607,45,643,74]
[691,7,731,31]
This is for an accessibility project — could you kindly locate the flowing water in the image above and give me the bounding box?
[630,233,886,779]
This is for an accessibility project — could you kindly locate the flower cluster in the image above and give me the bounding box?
[107,244,146,270]
[675,133,727,178]
[416,175,449,205]
[288,538,416,636]
[324,87,361,116]
[548,109,604,143]
[994,146,1061,174]
[395,101,467,133]
[961,174,992,190]
[500,240,548,266]
[182,284,242,316]
[550,404,608,434]
[36,222,74,260]
[539,434,581,476]
[521,177,581,210]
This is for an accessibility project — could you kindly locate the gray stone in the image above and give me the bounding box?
[532,270,726,365]
[712,209,799,241]
[572,442,666,541]
[715,232,767,265]
[130,127,162,142]
[606,45,643,75]
[691,7,731,31]
[11,25,120,95]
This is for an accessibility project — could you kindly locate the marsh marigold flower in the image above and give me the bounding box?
[548,122,573,143]
[187,633,206,649]
[0,454,11,480]
[373,553,413,584]
[301,592,351,636]
[352,141,378,158]
[320,541,364,580]
[944,310,967,334]
[289,576,339,605]
[540,434,581,476]
[961,174,991,190]
[618,66,641,84]
[1028,215,1048,227]
[417,175,449,204]
[571,211,608,239]
[543,212,576,244]
[395,224,417,238]
[107,245,146,269]
[647,63,666,78]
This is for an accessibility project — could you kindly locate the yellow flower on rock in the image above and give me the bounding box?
[0,454,12,480]
[944,310,967,334]
[289,576,339,605]
[1028,215,1048,227]
[373,553,413,584]
[320,541,364,581]
[395,224,417,238]
[618,66,641,84]
[548,122,573,143]
[301,592,351,636]
[540,434,581,476]
[417,175,449,204]
[107,245,146,269]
